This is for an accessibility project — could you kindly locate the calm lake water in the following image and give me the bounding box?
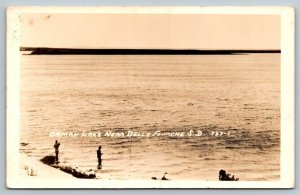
[20,54,280,181]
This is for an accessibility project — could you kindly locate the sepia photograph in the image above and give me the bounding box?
[6,6,294,188]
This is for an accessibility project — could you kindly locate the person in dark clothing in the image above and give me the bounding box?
[219,169,239,181]
[97,146,103,169]
[54,140,60,162]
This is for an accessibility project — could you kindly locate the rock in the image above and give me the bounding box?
[40,155,56,165]
[40,156,96,179]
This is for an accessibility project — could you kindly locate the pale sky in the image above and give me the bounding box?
[20,14,280,50]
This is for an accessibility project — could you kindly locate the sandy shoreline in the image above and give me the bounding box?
[19,153,76,179]
[14,153,281,189]
[16,153,177,188]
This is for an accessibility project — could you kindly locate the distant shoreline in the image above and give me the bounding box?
[20,47,281,55]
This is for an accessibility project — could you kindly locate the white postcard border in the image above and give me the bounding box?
[6,6,295,188]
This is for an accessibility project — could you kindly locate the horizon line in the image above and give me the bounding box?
[20,47,281,55]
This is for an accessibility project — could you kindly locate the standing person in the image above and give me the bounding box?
[54,140,60,162]
[97,146,103,169]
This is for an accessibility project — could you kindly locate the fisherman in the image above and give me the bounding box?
[54,140,60,162]
[219,169,239,181]
[97,145,103,169]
